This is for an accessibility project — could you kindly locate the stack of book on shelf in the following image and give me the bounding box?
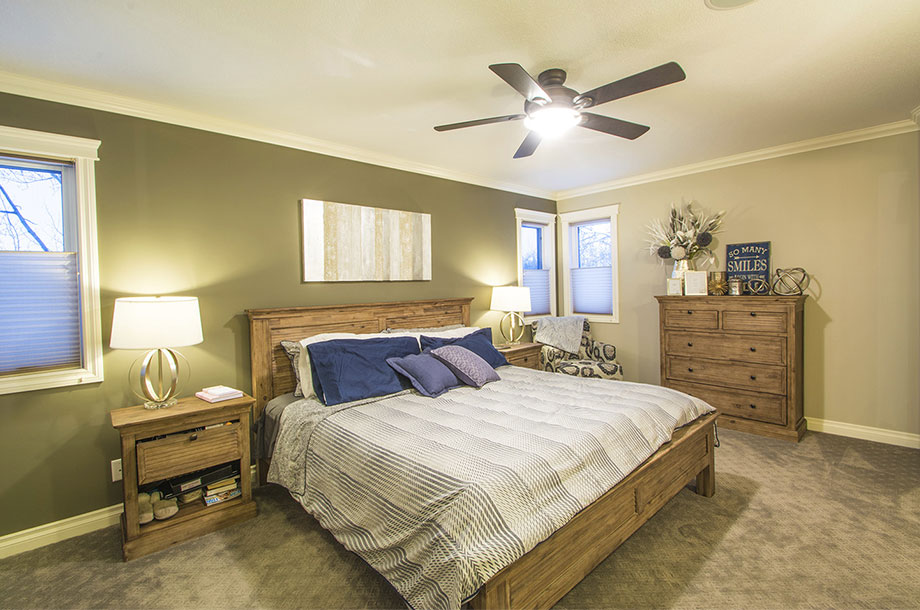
[195,385,243,403]
[203,475,241,506]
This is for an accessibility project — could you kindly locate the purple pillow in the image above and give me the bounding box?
[386,352,460,398]
[431,345,500,388]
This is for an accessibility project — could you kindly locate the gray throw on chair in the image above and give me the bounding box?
[531,318,624,380]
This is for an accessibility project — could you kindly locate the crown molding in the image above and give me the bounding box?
[554,119,920,200]
[0,70,554,200]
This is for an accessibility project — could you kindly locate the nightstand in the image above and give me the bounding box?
[110,394,258,560]
[497,342,542,370]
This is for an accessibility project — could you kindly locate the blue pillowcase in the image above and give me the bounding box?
[431,345,501,388]
[386,352,460,398]
[307,336,419,406]
[420,328,508,368]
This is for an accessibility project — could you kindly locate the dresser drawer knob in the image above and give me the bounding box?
[749,404,757,409]
[190,433,198,441]
[750,375,757,380]
[688,367,694,372]
[750,347,756,352]
[750,312,757,317]
[687,310,693,315]
[687,342,693,347]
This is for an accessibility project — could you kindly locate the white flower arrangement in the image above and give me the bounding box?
[647,202,725,263]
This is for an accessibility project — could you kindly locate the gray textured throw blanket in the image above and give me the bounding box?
[533,315,585,354]
[269,366,713,610]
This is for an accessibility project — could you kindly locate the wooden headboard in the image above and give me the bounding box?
[246,297,473,418]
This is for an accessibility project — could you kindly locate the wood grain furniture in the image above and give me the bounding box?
[110,395,258,560]
[496,342,541,370]
[656,295,806,442]
[248,298,716,610]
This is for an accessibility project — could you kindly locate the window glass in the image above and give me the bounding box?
[521,223,542,270]
[575,219,611,268]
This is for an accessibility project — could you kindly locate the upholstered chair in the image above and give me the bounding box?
[530,319,624,380]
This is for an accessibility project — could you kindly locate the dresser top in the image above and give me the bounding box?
[655,295,807,304]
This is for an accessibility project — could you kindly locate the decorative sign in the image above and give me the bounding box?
[301,199,431,282]
[726,241,771,293]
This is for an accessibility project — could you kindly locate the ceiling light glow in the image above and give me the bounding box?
[523,107,582,138]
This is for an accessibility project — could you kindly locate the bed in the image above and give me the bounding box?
[248,297,717,610]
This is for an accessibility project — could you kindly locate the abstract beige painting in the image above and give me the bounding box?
[301,199,431,282]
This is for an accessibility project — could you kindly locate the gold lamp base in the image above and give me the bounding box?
[499,311,526,344]
[128,348,188,409]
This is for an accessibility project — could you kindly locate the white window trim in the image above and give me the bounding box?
[559,204,620,324]
[0,125,103,394]
[515,208,557,321]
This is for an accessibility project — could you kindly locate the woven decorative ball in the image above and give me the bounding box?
[772,267,810,295]
[747,278,770,295]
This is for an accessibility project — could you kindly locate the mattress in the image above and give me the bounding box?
[268,365,714,610]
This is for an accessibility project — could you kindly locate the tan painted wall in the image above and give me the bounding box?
[0,93,553,535]
[558,131,920,437]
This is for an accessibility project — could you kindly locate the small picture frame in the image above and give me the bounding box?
[666,278,683,296]
[683,271,708,296]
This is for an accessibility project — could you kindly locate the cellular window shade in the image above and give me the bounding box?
[571,266,612,315]
[0,252,81,375]
[522,268,550,315]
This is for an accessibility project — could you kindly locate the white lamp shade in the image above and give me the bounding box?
[490,286,532,312]
[110,296,203,349]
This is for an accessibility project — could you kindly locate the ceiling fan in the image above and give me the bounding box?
[434,62,686,158]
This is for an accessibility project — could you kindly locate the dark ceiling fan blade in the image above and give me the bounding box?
[575,62,686,108]
[434,113,526,132]
[513,131,542,158]
[489,63,551,102]
[579,113,650,140]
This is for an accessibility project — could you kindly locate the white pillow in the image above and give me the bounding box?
[384,326,482,345]
[297,332,391,399]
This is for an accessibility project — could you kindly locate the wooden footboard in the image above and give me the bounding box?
[469,411,717,610]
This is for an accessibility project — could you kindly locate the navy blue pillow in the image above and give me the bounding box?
[386,352,460,398]
[307,337,420,406]
[420,328,508,368]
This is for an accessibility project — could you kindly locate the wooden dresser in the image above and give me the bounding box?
[655,295,806,441]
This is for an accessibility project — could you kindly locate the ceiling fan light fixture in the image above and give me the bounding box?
[523,107,582,138]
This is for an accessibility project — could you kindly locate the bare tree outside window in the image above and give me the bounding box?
[0,165,64,253]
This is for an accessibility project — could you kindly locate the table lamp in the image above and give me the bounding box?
[110,296,203,409]
[490,286,531,344]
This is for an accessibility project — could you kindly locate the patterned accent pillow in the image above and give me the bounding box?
[279,340,303,397]
[430,345,500,388]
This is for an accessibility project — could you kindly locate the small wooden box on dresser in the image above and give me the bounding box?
[655,295,806,441]
[110,394,258,560]
[497,342,542,370]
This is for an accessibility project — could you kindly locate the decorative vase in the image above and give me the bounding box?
[671,258,694,279]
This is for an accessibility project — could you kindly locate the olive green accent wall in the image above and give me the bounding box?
[558,131,920,437]
[0,92,553,536]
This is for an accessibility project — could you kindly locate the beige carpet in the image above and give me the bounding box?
[1,428,918,609]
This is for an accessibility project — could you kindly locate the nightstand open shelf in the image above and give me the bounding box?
[110,394,258,560]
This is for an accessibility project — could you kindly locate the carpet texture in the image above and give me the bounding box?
[1,428,917,609]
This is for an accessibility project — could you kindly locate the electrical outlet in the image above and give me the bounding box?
[111,458,123,482]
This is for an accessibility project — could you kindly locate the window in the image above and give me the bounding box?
[515,208,556,318]
[560,204,619,322]
[0,125,102,394]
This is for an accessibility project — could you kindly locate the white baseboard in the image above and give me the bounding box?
[0,463,260,559]
[806,417,920,449]
[0,503,123,560]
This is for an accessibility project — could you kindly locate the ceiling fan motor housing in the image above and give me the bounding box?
[524,69,581,117]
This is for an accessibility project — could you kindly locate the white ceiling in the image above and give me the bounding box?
[1,0,918,199]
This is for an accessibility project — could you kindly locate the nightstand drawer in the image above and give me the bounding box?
[136,423,242,484]
[666,356,786,395]
[509,352,539,369]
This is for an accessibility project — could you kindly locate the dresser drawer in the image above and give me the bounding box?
[136,423,242,484]
[663,308,719,330]
[665,331,785,365]
[722,310,787,333]
[666,356,786,395]
[667,381,786,425]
